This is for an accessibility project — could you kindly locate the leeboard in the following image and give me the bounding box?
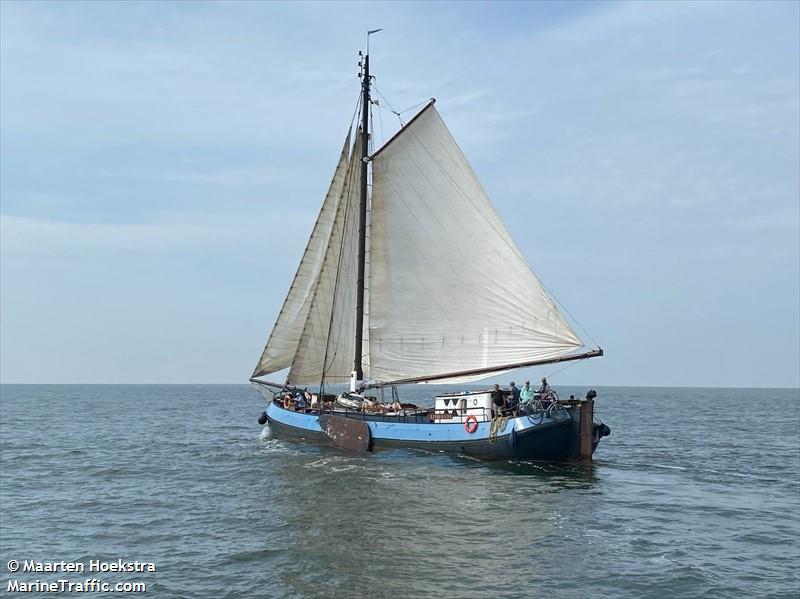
[319,414,372,452]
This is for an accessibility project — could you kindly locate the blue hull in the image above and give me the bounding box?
[265,402,600,461]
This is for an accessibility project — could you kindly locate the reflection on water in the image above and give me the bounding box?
[261,447,582,598]
[251,435,604,598]
[478,457,600,485]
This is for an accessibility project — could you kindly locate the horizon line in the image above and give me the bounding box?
[0,382,798,391]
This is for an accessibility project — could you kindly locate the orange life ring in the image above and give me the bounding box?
[465,415,478,434]
[282,397,292,410]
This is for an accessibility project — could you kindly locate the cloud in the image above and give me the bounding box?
[0,207,318,257]
[542,0,723,43]
[0,214,212,255]
[96,165,279,186]
[1,1,797,385]
[725,207,800,232]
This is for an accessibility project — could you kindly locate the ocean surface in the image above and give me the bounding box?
[1,385,798,598]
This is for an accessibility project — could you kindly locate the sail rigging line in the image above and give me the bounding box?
[369,96,376,154]
[533,277,601,350]
[372,82,432,127]
[397,98,436,116]
[543,356,581,381]
[363,348,603,389]
[371,84,403,125]
[376,95,385,146]
[347,88,363,137]
[370,99,436,160]
[249,378,288,391]
[391,106,599,350]
[364,96,376,381]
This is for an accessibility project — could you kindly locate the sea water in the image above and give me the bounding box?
[1,385,798,598]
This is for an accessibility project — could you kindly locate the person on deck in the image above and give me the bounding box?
[491,384,505,418]
[520,381,535,404]
[537,377,554,403]
[508,382,520,415]
[537,377,550,395]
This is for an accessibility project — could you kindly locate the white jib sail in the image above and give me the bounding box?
[368,104,584,383]
[287,135,363,387]
[252,130,352,379]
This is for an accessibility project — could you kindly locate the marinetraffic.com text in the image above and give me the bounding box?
[5,559,155,594]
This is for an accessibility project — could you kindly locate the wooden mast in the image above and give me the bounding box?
[353,51,370,387]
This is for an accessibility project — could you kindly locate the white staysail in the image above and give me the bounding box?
[367,104,584,383]
[251,130,352,379]
[286,135,363,386]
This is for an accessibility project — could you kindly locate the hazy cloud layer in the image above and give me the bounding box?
[1,1,798,386]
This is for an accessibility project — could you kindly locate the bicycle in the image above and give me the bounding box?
[521,390,570,425]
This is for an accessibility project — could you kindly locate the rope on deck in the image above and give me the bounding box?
[489,416,509,444]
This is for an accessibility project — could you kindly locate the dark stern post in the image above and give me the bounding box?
[354,52,370,386]
[579,399,594,461]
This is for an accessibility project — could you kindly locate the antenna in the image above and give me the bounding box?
[366,28,382,54]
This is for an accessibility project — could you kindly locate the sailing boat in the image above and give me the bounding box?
[250,46,610,461]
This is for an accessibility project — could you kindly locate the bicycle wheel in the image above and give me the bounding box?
[550,406,570,422]
[526,407,544,425]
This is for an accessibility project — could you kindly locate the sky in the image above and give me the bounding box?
[1,1,798,387]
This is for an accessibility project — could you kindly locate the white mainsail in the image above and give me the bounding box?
[367,103,584,383]
[286,135,363,386]
[252,130,352,379]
